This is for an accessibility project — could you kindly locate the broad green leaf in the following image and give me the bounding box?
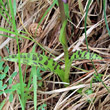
[0,74,6,80]
[4,53,65,82]
[4,51,102,82]
[0,91,3,95]
[70,50,102,61]
[4,89,13,93]
[1,84,7,90]
[4,65,9,74]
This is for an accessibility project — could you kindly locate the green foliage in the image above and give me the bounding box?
[77,88,93,95]
[93,73,103,82]
[4,50,102,83]
[36,67,43,87]
[77,88,94,103]
[38,103,47,110]
[64,2,71,20]
[85,0,110,93]
[32,65,37,110]
[1,0,109,108]
[85,88,93,95]
[58,0,70,83]
[0,99,6,110]
[77,88,83,94]
[4,53,65,81]
[0,56,18,103]
[70,50,102,61]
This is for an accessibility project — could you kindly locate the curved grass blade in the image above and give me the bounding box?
[103,0,110,36]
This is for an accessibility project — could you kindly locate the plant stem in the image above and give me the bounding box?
[58,0,70,83]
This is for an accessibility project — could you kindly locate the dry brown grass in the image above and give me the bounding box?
[0,0,110,110]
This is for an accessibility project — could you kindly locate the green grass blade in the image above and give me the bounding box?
[0,34,15,39]
[0,0,13,24]
[103,0,110,36]
[8,0,25,108]
[0,10,12,26]
[85,0,110,93]
[35,0,57,36]
[32,66,37,110]
[0,27,17,35]
[64,2,71,20]
[13,0,16,16]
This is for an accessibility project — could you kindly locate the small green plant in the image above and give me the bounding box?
[38,103,47,110]
[0,56,18,108]
[4,50,102,83]
[77,73,104,103]
[92,73,103,82]
[77,87,94,103]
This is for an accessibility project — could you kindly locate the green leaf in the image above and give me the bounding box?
[59,20,67,46]
[70,50,102,61]
[9,93,13,102]
[64,3,70,20]
[9,72,17,85]
[38,82,42,87]
[0,27,17,35]
[77,88,83,94]
[0,99,6,110]
[4,53,65,82]
[85,89,93,95]
[5,45,10,54]
[0,91,3,95]
[11,83,21,93]
[0,80,3,87]
[1,84,7,90]
[0,33,15,39]
[32,66,37,110]
[13,0,16,16]
[0,61,4,71]
[11,71,17,78]
[38,104,47,110]
[93,73,103,82]
[9,78,13,85]
[4,65,9,73]
[4,89,13,93]
[0,74,6,80]
[36,67,42,87]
